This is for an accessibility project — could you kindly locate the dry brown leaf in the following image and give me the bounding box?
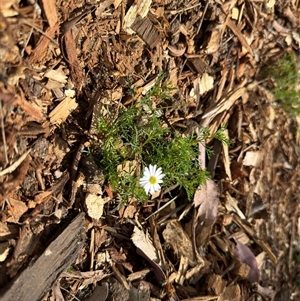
[217,284,241,301]
[108,247,133,272]
[123,204,137,218]
[132,226,159,264]
[163,220,199,267]
[234,241,259,283]
[117,160,138,176]
[193,179,220,226]
[6,197,28,222]
[132,226,165,282]
[225,192,246,220]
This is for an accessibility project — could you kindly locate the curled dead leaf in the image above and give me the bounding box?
[193,179,219,226]
[168,44,186,57]
[234,241,259,283]
[132,226,166,283]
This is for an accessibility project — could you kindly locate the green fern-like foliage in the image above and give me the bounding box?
[96,76,228,203]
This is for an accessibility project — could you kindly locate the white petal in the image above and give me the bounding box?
[154,183,161,191]
[149,164,155,175]
[139,177,147,183]
[143,183,151,194]
[149,185,156,195]
[140,181,148,187]
[143,167,150,177]
[140,175,149,182]
[157,173,165,180]
[155,167,162,176]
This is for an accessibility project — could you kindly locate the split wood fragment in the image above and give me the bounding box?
[0,213,86,301]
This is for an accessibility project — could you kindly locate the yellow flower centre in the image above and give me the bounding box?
[149,176,157,185]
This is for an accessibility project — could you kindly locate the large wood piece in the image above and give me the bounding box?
[0,213,86,301]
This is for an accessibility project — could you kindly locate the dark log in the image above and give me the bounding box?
[0,213,86,301]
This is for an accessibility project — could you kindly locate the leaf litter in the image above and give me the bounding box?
[0,0,300,300]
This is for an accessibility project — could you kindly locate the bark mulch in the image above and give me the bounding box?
[0,0,300,300]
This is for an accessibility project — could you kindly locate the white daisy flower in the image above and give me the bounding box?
[140,164,165,195]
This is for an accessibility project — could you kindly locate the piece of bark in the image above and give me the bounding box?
[40,0,58,28]
[63,30,84,92]
[186,56,211,76]
[131,15,162,49]
[0,213,86,301]
[28,24,59,64]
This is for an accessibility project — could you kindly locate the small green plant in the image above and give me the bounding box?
[293,238,300,289]
[96,75,229,203]
[66,266,74,273]
[296,239,300,261]
[261,52,300,116]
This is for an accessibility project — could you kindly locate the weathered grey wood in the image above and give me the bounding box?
[0,213,86,301]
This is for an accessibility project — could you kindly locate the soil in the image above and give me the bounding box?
[0,0,300,301]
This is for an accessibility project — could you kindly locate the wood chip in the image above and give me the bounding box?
[131,15,163,48]
[40,0,58,28]
[6,197,28,222]
[226,18,253,56]
[49,96,78,125]
[44,69,67,84]
[28,24,59,64]
[123,0,152,34]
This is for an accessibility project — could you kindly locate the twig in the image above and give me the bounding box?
[60,287,81,301]
[196,0,210,35]
[20,19,59,47]
[144,195,178,221]
[0,101,8,165]
[0,149,31,177]
[165,3,202,15]
[59,6,96,65]
[68,137,86,205]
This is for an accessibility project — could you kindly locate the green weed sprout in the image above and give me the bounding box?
[96,76,228,202]
[293,238,300,289]
[262,52,300,116]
